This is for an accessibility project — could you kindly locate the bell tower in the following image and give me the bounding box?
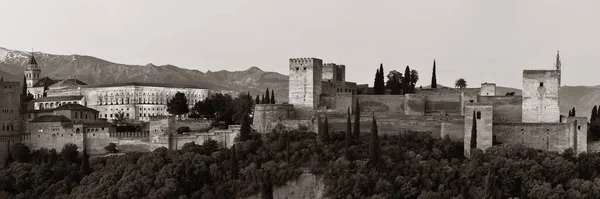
[25,52,40,88]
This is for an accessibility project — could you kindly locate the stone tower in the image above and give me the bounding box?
[289,58,323,116]
[24,52,40,88]
[521,53,561,123]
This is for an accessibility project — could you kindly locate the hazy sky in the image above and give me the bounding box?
[1,0,599,89]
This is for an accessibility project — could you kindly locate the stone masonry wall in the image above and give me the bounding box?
[522,70,560,123]
[253,104,295,133]
[464,104,493,157]
[289,58,323,115]
[356,95,405,116]
[477,96,523,123]
[493,122,574,153]
[425,93,462,116]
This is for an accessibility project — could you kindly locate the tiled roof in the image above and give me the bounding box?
[29,54,37,65]
[33,77,59,88]
[87,82,207,89]
[53,104,98,112]
[49,79,87,88]
[31,95,84,102]
[30,115,71,123]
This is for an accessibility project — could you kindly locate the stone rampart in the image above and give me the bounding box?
[356,95,405,116]
[477,95,523,123]
[174,119,212,131]
[493,122,574,153]
[425,93,462,116]
[253,104,295,133]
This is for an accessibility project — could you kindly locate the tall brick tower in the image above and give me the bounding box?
[289,58,323,116]
[24,52,40,89]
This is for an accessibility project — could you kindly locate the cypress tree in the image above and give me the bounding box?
[322,116,329,144]
[568,110,573,117]
[378,63,385,94]
[346,108,352,154]
[369,113,381,166]
[239,113,251,141]
[255,95,260,105]
[403,65,411,94]
[261,94,265,104]
[270,90,275,104]
[572,107,576,117]
[42,80,48,97]
[21,75,27,99]
[596,105,600,123]
[592,105,598,123]
[353,99,361,140]
[471,111,477,149]
[485,164,498,199]
[374,68,380,94]
[431,59,437,89]
[80,149,90,175]
[265,88,270,104]
[231,144,239,179]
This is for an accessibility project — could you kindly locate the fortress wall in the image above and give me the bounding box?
[464,104,494,157]
[405,94,425,115]
[335,94,354,112]
[565,117,588,154]
[171,130,239,149]
[85,132,150,155]
[441,122,465,141]
[477,96,523,123]
[253,104,295,133]
[322,116,459,137]
[356,95,405,116]
[424,93,462,116]
[522,70,560,123]
[174,120,212,131]
[23,132,85,153]
[493,122,573,153]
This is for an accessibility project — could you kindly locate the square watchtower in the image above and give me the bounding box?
[289,58,323,115]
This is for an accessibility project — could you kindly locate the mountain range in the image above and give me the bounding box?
[0,47,597,120]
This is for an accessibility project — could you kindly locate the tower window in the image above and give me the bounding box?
[578,126,581,130]
[303,67,307,70]
[540,82,544,87]
[296,67,299,71]
[476,111,481,119]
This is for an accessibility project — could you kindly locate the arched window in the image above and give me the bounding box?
[76,128,80,134]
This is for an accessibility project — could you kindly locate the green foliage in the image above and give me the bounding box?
[368,114,381,166]
[455,78,467,88]
[238,113,251,142]
[353,99,360,140]
[176,126,191,134]
[112,111,128,126]
[192,93,254,126]
[431,59,437,89]
[61,143,79,164]
[104,143,119,153]
[167,92,190,117]
[374,64,386,95]
[322,117,329,144]
[471,110,477,149]
[386,70,402,95]
[11,143,30,163]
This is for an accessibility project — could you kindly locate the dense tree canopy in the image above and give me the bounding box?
[167,92,190,118]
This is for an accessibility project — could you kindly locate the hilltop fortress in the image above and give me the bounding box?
[254,52,588,157]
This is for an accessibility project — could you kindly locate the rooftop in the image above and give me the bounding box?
[58,82,208,90]
[53,104,99,112]
[49,79,87,89]
[32,77,59,88]
[30,115,71,123]
[31,95,84,102]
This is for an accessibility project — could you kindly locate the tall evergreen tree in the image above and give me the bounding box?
[403,65,412,94]
[265,88,270,104]
[42,81,49,97]
[255,95,260,105]
[231,144,239,179]
[345,108,352,156]
[471,111,477,149]
[270,90,275,104]
[572,107,576,117]
[431,59,437,89]
[369,113,381,166]
[374,68,380,94]
[261,94,265,104]
[353,99,361,140]
[322,116,330,144]
[592,105,598,123]
[485,164,498,199]
[568,110,573,117]
[80,149,90,175]
[378,63,385,94]
[239,113,251,141]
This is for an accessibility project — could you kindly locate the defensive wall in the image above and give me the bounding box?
[522,70,560,123]
[493,122,576,153]
[173,119,212,131]
[171,126,239,149]
[253,104,296,133]
[477,95,523,123]
[464,103,494,157]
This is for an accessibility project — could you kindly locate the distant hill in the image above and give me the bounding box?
[0,47,289,101]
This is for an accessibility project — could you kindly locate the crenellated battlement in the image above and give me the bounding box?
[289,58,323,66]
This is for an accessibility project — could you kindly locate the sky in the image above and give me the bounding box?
[1,0,599,89]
